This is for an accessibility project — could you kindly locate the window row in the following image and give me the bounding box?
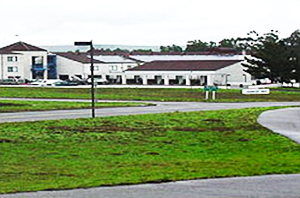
[91,65,133,72]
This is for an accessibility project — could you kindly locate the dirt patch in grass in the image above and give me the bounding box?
[203,118,223,123]
[0,138,16,143]
[146,152,160,155]
[0,103,27,107]
[47,122,165,135]
[172,126,232,133]
[30,172,76,177]
[211,127,233,132]
[238,138,250,142]
[47,125,137,133]
[172,127,206,132]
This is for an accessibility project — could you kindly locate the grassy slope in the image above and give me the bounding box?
[1,87,299,102]
[1,107,299,193]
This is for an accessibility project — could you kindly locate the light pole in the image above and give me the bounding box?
[74,41,95,118]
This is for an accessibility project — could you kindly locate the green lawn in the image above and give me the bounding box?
[0,100,151,113]
[0,87,299,102]
[1,107,299,193]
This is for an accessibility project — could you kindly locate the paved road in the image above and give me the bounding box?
[1,174,300,198]
[1,99,300,198]
[258,107,300,144]
[1,98,299,123]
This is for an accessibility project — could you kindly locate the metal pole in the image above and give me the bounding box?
[90,41,95,118]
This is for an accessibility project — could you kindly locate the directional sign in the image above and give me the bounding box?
[74,41,92,46]
[204,86,219,92]
[242,89,270,95]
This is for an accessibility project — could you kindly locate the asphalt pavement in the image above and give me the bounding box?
[1,174,300,198]
[0,98,299,123]
[258,107,300,144]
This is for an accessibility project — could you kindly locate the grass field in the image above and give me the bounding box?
[1,87,299,102]
[0,100,151,113]
[1,107,299,193]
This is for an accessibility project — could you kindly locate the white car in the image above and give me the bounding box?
[30,79,63,86]
[87,78,108,85]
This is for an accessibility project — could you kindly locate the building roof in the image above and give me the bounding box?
[0,41,47,52]
[128,60,242,71]
[129,55,245,62]
[0,51,21,55]
[91,47,246,56]
[93,55,137,63]
[55,52,104,64]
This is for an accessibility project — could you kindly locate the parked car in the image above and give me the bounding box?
[53,81,79,86]
[30,79,63,86]
[0,78,26,85]
[87,78,109,85]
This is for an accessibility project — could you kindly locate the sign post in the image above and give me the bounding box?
[204,86,219,100]
[204,86,210,100]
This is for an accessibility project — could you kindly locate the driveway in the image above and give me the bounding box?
[258,107,300,144]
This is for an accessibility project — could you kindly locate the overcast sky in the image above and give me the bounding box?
[0,0,299,47]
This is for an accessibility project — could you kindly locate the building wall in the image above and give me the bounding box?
[0,51,48,80]
[124,70,216,85]
[214,61,252,85]
[19,51,48,80]
[80,62,139,80]
[124,62,253,86]
[57,56,88,79]
[103,62,138,79]
[0,53,23,79]
[56,56,114,80]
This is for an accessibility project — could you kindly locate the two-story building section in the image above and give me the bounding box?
[0,41,57,80]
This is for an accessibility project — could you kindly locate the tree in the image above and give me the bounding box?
[286,30,300,82]
[113,48,129,53]
[242,30,293,83]
[185,40,208,52]
[132,49,153,53]
[160,44,183,52]
[208,41,217,48]
[218,38,236,48]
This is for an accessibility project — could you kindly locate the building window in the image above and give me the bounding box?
[32,56,44,65]
[7,56,18,62]
[59,75,69,80]
[109,65,118,71]
[8,66,18,72]
[94,66,99,71]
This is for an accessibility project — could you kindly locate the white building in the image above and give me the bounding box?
[124,59,252,86]
[55,52,139,83]
[55,52,252,86]
[0,42,253,86]
[0,42,49,80]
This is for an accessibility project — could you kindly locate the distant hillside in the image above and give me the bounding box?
[41,44,161,52]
